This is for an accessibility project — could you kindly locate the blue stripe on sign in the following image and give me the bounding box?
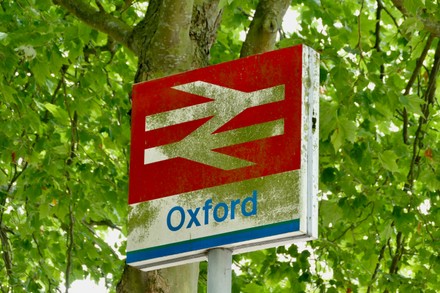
[127,219,300,263]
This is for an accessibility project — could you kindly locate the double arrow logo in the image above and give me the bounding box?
[144,81,285,170]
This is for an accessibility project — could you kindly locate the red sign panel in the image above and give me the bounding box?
[129,46,303,205]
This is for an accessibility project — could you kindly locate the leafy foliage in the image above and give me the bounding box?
[233,0,440,292]
[0,1,135,291]
[1,0,440,292]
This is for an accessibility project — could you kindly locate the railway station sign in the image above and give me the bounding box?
[127,45,319,270]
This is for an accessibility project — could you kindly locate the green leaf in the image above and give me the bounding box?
[330,117,357,152]
[0,84,17,103]
[218,0,234,9]
[31,57,51,86]
[379,150,399,172]
[44,103,70,124]
[400,17,424,36]
[242,283,265,293]
[403,0,424,14]
[52,144,68,155]
[380,221,394,241]
[330,65,353,92]
[320,101,338,139]
[399,94,426,117]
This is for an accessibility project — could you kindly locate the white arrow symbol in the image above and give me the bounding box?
[144,81,285,170]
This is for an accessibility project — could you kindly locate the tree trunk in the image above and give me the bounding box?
[119,1,222,292]
[133,0,223,82]
[240,0,290,57]
[116,263,199,293]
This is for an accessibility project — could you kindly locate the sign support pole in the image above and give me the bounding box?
[207,248,232,293]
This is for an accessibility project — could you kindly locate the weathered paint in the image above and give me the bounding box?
[128,170,300,252]
[128,45,319,270]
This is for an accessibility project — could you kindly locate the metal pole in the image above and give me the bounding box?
[207,248,232,293]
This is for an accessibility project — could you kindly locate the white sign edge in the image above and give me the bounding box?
[304,45,319,239]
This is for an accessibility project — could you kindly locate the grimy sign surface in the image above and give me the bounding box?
[127,45,319,270]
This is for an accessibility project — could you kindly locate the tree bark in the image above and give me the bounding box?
[119,1,222,292]
[52,0,136,53]
[133,0,222,81]
[390,0,440,37]
[116,263,199,293]
[240,0,290,57]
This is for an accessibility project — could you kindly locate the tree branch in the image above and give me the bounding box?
[356,0,365,53]
[81,220,119,259]
[367,243,386,293]
[52,0,136,53]
[375,0,384,80]
[402,34,434,144]
[133,0,197,81]
[390,0,440,37]
[189,1,223,67]
[403,35,435,96]
[382,5,400,33]
[240,0,290,57]
[424,39,440,105]
[406,40,440,186]
[0,226,13,286]
[65,198,75,293]
[147,0,195,74]
[84,218,121,231]
[385,39,440,290]
[389,232,404,274]
[328,202,374,242]
[156,0,194,45]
